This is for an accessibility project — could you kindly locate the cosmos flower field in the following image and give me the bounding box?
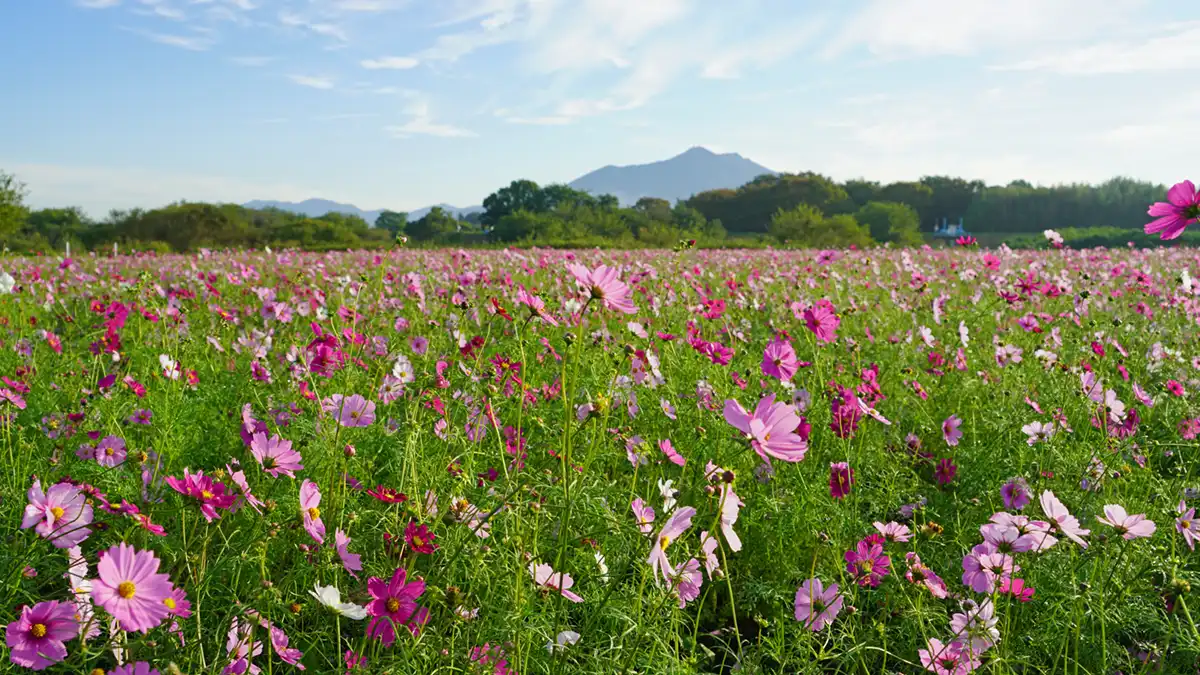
[3,239,1200,674]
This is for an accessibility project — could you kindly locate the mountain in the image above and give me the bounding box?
[567,146,775,205]
[242,198,481,224]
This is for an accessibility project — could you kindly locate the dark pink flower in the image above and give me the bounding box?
[5,600,77,670]
[829,462,854,500]
[844,538,890,587]
[1145,179,1200,240]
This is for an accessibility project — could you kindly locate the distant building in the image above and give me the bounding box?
[932,216,969,238]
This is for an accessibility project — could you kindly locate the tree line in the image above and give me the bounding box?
[0,167,1171,253]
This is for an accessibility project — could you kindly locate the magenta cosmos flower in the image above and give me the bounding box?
[517,286,558,326]
[165,468,237,522]
[1145,179,1200,241]
[761,337,799,381]
[366,567,428,645]
[942,415,963,446]
[723,394,808,464]
[844,538,890,588]
[111,664,160,675]
[919,638,981,675]
[802,299,840,343]
[300,479,326,544]
[649,506,696,583]
[567,263,637,314]
[794,578,843,631]
[22,480,93,548]
[5,600,77,670]
[249,432,304,478]
[1177,501,1200,551]
[1096,504,1156,540]
[829,462,854,500]
[91,542,174,633]
[529,562,583,603]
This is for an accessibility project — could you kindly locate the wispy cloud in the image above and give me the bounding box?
[122,26,217,50]
[385,99,476,138]
[360,56,419,70]
[76,0,122,8]
[315,113,379,121]
[133,0,186,21]
[993,22,1200,74]
[288,74,336,89]
[278,11,349,43]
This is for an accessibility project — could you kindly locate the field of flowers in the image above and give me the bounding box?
[2,232,1200,673]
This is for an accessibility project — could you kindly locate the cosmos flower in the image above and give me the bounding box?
[300,480,326,544]
[310,584,368,620]
[829,462,854,500]
[5,600,77,670]
[568,263,636,314]
[91,543,174,633]
[723,394,808,464]
[794,578,843,631]
[335,529,362,579]
[528,562,583,603]
[761,337,799,381]
[1096,504,1156,540]
[21,480,93,549]
[249,432,304,478]
[1144,179,1200,240]
[366,567,428,644]
[165,469,238,523]
[648,507,696,583]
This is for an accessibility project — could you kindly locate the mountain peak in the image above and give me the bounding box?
[568,147,774,205]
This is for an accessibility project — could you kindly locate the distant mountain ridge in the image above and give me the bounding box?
[567,147,775,205]
[244,146,775,223]
[242,199,482,224]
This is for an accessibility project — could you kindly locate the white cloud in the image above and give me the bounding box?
[279,11,349,43]
[824,0,1146,59]
[124,26,217,50]
[135,0,186,21]
[77,0,121,7]
[993,22,1200,74]
[502,115,572,125]
[385,98,476,138]
[288,74,336,89]
[331,0,405,10]
[360,56,419,69]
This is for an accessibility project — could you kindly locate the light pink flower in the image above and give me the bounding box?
[723,394,808,464]
[568,264,637,314]
[794,578,843,631]
[91,542,174,633]
[718,485,743,552]
[1097,504,1156,540]
[529,563,583,603]
[649,507,696,583]
[21,480,93,548]
[336,529,362,579]
[1040,491,1089,548]
[249,432,304,478]
[300,479,326,544]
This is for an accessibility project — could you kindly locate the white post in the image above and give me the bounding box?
[113,242,118,256]
[65,241,71,257]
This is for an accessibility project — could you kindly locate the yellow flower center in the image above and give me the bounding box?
[1184,519,1193,530]
[308,507,321,520]
[30,623,47,638]
[50,506,65,520]
[413,535,425,547]
[859,560,874,574]
[200,490,214,500]
[117,581,137,599]
[660,536,671,551]
[164,597,177,610]
[105,448,114,456]
[386,598,400,613]
[91,669,106,675]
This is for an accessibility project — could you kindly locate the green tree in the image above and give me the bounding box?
[855,201,923,246]
[842,179,881,208]
[375,210,408,236]
[25,207,90,248]
[481,180,543,228]
[877,182,934,218]
[407,207,459,242]
[768,204,825,244]
[0,170,30,237]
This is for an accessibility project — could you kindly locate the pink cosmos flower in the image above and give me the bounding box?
[528,562,583,603]
[94,435,127,468]
[649,506,696,583]
[844,538,890,588]
[671,558,703,608]
[111,663,161,675]
[568,263,637,314]
[942,415,963,446]
[991,512,1057,552]
[1144,179,1200,240]
[904,552,948,598]
[802,300,840,343]
[330,394,375,428]
[949,599,999,654]
[919,638,980,675]
[165,469,238,522]
[975,552,1018,593]
[300,480,326,544]
[1177,501,1200,551]
[761,337,799,381]
[269,626,304,668]
[1000,478,1031,510]
[366,567,428,645]
[874,521,912,543]
[335,529,362,579]
[723,394,808,464]
[658,439,685,467]
[91,542,173,633]
[517,286,558,326]
[1039,491,1089,548]
[829,462,854,500]
[794,578,843,631]
[21,480,93,548]
[1097,504,1156,540]
[961,542,998,593]
[224,463,264,515]
[249,432,304,478]
[700,531,720,578]
[5,600,77,670]
[718,484,743,552]
[999,577,1035,602]
[631,498,656,535]
[980,523,1036,554]
[404,521,438,554]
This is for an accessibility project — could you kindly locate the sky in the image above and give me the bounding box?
[1,0,1197,217]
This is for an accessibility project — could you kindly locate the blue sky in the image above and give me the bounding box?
[1,0,1197,216]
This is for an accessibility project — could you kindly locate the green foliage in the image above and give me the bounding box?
[688,173,851,234]
[0,170,30,237]
[855,201,923,246]
[407,206,461,243]
[768,204,875,248]
[375,210,408,236]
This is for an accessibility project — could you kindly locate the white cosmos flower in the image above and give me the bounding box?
[0,271,14,294]
[547,630,581,653]
[309,583,368,620]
